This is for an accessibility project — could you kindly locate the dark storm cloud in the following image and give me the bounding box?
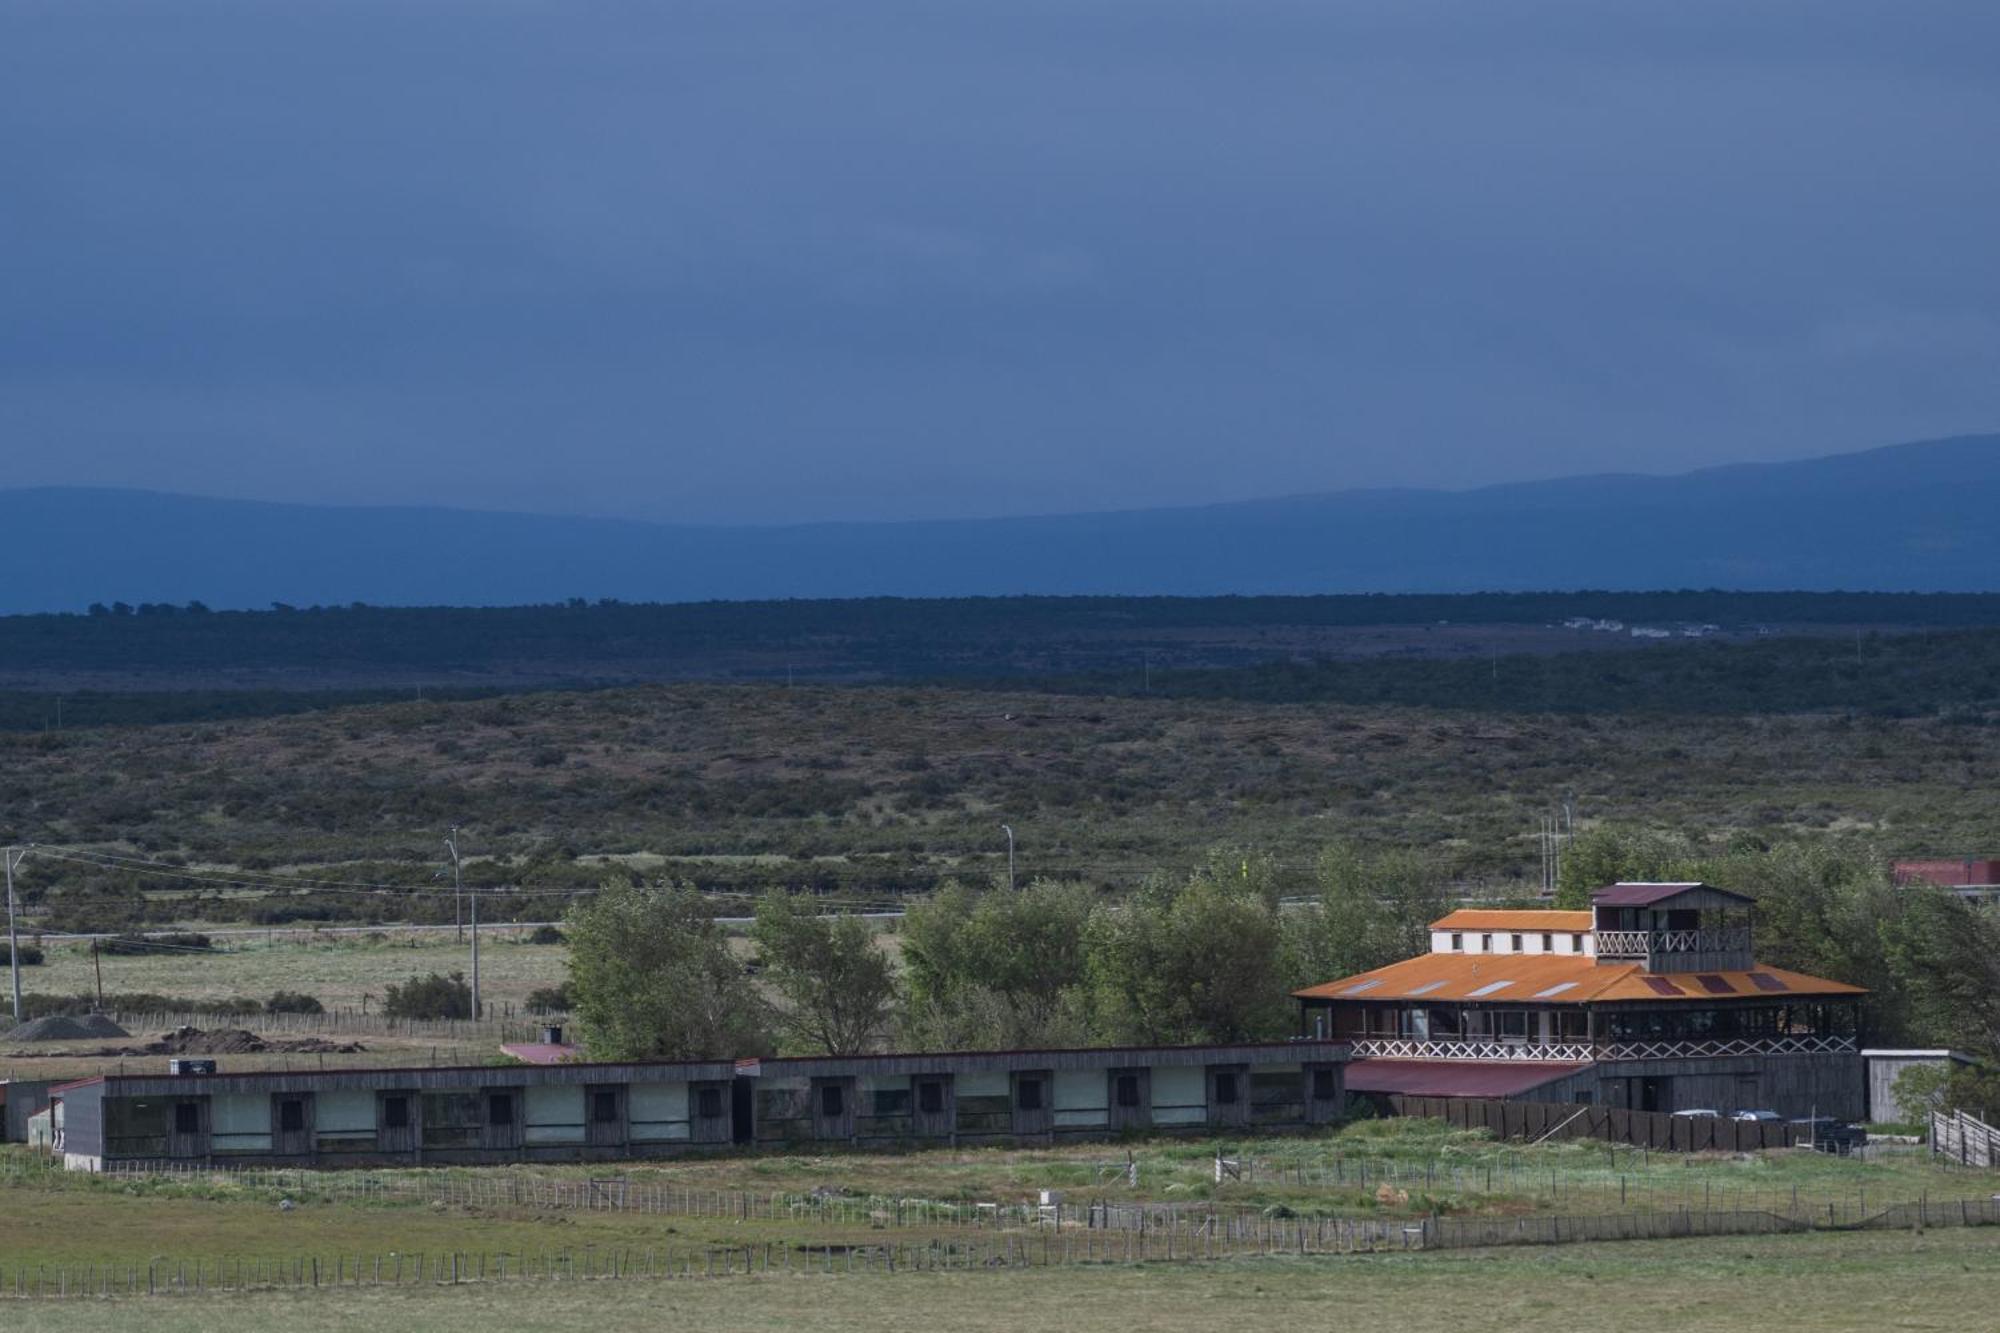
[3,0,1997,522]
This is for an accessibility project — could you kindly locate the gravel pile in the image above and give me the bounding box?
[5,1013,131,1042]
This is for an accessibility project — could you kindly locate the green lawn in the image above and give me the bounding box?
[4,1229,1998,1332]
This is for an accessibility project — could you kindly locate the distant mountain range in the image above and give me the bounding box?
[4,435,1997,612]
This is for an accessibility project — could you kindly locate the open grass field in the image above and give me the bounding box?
[23,928,572,1014]
[1,1121,1989,1267]
[11,680,2000,925]
[3,1227,1998,1333]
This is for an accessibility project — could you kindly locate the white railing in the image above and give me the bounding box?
[1348,1038,1596,1063]
[1596,1034,1855,1061]
[1348,1034,1856,1063]
[1592,928,1751,958]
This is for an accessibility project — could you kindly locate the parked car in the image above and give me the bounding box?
[1731,1109,1783,1123]
[1790,1118,1868,1153]
[1671,1108,1721,1118]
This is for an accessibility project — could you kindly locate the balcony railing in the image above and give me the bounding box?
[1593,927,1752,959]
[1347,1034,1856,1063]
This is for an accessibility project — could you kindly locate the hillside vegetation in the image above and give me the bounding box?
[6,678,2000,927]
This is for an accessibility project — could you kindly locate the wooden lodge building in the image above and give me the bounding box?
[1295,882,1866,1119]
[49,1040,1348,1171]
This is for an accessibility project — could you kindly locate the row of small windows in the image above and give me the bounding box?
[1448,932,1588,954]
[161,1070,1343,1136]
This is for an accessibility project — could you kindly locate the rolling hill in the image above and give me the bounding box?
[3,434,1996,611]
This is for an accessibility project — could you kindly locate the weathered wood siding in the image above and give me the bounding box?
[1207,1064,1250,1128]
[271,1092,314,1155]
[1108,1067,1150,1132]
[1010,1070,1053,1136]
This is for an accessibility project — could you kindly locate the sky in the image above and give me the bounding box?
[4,1,1998,525]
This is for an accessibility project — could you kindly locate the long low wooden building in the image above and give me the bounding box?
[49,1041,1350,1171]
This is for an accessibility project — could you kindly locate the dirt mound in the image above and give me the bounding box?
[5,1013,131,1042]
[143,1026,364,1055]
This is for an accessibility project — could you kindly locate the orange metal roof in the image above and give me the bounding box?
[1293,953,1864,1005]
[1430,909,1594,932]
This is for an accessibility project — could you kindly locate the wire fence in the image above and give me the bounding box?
[0,1213,1420,1302]
[82,1149,2000,1239]
[4,1193,2000,1303]
[89,1008,546,1042]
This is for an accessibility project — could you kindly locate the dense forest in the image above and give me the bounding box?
[8,589,2000,677]
[1054,626,2000,717]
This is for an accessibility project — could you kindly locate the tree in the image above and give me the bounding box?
[900,878,1094,1049]
[751,892,898,1055]
[1088,853,1292,1045]
[1286,842,1451,987]
[1553,826,1696,908]
[565,881,771,1060]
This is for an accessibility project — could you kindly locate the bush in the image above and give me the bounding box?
[525,983,572,1014]
[100,932,213,957]
[383,971,473,1020]
[19,991,260,1016]
[526,925,567,946]
[0,943,44,966]
[264,990,324,1014]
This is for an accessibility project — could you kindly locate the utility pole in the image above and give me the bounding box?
[444,827,478,1017]
[91,940,104,1010]
[1000,824,1015,892]
[5,844,30,1022]
[449,824,464,942]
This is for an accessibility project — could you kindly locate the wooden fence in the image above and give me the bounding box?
[98,1008,544,1042]
[1389,1095,1803,1152]
[1931,1109,2000,1167]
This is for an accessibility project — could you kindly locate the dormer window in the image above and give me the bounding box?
[1541,933,1553,952]
[1510,933,1524,953]
[1480,933,1493,952]
[1450,932,1463,952]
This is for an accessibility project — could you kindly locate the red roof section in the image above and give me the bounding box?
[1894,859,2000,888]
[1344,1059,1588,1098]
[1292,953,1864,1004]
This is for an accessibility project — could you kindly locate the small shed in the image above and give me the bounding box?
[1860,1049,1979,1125]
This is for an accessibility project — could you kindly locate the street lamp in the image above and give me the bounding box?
[5,844,31,1022]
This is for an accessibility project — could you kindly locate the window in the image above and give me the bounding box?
[1450,932,1463,951]
[1510,933,1524,953]
[1312,1069,1338,1101]
[1214,1072,1239,1105]
[174,1102,200,1134]
[917,1080,944,1115]
[382,1096,410,1129]
[1495,1011,1529,1039]
[1016,1078,1043,1111]
[697,1087,724,1119]
[278,1099,305,1132]
[1115,1075,1141,1109]
[1480,933,1493,952]
[487,1094,513,1127]
[1572,934,1586,953]
[819,1083,845,1118]
[1541,933,1554,952]
[591,1091,619,1124]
